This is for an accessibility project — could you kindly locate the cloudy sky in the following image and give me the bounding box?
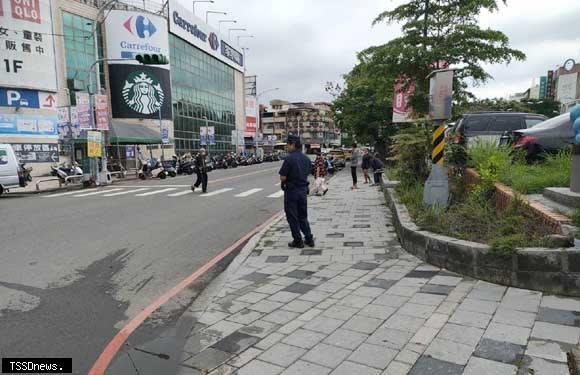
[176,0,580,105]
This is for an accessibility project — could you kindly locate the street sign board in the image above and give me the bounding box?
[126,145,135,159]
[87,131,102,158]
[429,70,454,120]
[75,92,92,129]
[11,142,58,163]
[95,95,109,131]
[0,113,57,137]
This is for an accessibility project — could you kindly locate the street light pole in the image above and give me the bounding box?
[192,0,214,15]
[228,28,246,40]
[218,19,236,33]
[206,11,227,24]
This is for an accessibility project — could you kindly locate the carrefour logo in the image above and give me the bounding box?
[209,32,219,51]
[124,16,157,38]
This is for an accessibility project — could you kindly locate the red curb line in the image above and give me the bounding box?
[88,211,283,375]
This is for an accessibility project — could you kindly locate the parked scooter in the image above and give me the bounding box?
[162,160,177,177]
[20,162,33,182]
[51,162,83,183]
[138,159,168,180]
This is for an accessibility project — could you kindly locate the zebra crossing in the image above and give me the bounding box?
[42,185,284,200]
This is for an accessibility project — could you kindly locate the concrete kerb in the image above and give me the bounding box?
[383,182,580,297]
[11,176,140,195]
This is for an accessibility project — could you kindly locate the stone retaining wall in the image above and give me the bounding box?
[384,186,580,296]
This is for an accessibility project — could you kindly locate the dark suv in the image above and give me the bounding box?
[453,112,547,146]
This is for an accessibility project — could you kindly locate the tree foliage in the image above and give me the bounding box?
[454,98,561,119]
[333,0,526,139]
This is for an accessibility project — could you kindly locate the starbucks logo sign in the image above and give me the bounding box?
[122,71,165,115]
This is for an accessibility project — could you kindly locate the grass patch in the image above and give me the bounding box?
[395,180,555,254]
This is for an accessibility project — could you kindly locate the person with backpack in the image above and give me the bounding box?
[371,153,384,186]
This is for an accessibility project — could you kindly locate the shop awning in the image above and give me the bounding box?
[109,120,163,145]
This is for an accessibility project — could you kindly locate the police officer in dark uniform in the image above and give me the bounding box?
[279,135,315,248]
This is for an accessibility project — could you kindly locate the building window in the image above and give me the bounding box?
[170,34,236,155]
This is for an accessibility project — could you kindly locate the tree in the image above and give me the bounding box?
[453,98,561,119]
[368,0,526,116]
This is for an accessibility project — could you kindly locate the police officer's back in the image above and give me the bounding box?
[279,135,314,248]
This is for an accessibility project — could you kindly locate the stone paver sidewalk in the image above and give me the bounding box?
[178,172,579,375]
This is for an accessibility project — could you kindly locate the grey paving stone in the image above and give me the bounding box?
[300,249,322,256]
[540,295,580,312]
[384,313,426,332]
[463,357,517,375]
[316,281,346,293]
[467,284,506,302]
[285,270,315,279]
[238,320,278,339]
[352,262,379,270]
[395,348,422,366]
[280,299,315,314]
[322,304,359,321]
[499,288,541,313]
[262,310,300,325]
[419,284,454,296]
[267,256,289,263]
[349,343,397,369]
[207,364,237,375]
[211,331,260,354]
[282,329,326,349]
[456,298,499,315]
[303,315,344,334]
[410,326,439,346]
[249,300,285,314]
[525,340,568,363]
[428,275,463,287]
[258,343,306,367]
[367,327,415,350]
[198,310,231,326]
[324,328,368,349]
[255,284,287,295]
[437,323,484,347]
[383,361,412,375]
[408,356,464,375]
[280,360,331,375]
[342,315,383,334]
[185,348,234,372]
[536,307,580,327]
[269,291,301,303]
[237,360,284,375]
[302,342,352,368]
[338,294,374,308]
[299,290,332,303]
[358,304,396,320]
[282,282,317,294]
[226,309,264,325]
[374,294,409,308]
[531,321,580,344]
[398,302,438,319]
[255,332,285,351]
[330,361,381,375]
[237,292,270,304]
[406,270,438,279]
[448,309,492,329]
[424,337,474,365]
[240,272,271,283]
[331,275,360,284]
[352,286,384,298]
[473,338,524,365]
[364,278,396,290]
[483,322,531,346]
[227,347,263,368]
[297,308,323,322]
[344,241,365,247]
[384,285,421,297]
[408,293,446,306]
[492,307,537,328]
[518,355,569,375]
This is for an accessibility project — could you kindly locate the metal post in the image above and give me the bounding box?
[159,106,165,161]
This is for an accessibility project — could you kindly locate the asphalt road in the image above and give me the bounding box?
[0,162,284,374]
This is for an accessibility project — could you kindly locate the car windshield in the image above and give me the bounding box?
[530,113,571,130]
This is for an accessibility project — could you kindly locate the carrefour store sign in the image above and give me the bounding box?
[168,0,244,72]
[105,10,170,70]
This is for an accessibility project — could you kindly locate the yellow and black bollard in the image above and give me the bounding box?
[431,122,446,165]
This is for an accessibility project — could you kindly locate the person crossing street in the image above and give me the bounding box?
[279,135,315,249]
[191,148,209,193]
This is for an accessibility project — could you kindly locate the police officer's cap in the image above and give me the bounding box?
[287,135,301,145]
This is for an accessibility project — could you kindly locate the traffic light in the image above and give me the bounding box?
[135,54,169,65]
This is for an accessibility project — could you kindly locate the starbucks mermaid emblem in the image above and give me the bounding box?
[122,71,164,115]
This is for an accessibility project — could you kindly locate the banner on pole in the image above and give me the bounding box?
[87,131,102,158]
[95,95,109,130]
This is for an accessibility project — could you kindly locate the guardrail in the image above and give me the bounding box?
[36,178,62,191]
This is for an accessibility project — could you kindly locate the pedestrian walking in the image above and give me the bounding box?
[279,135,315,249]
[312,152,328,196]
[362,148,372,184]
[191,148,208,193]
[371,152,384,186]
[350,143,361,189]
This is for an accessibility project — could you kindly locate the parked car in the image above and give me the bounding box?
[453,112,547,147]
[0,144,28,195]
[511,113,574,160]
[328,149,346,169]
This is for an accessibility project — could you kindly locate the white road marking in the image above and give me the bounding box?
[267,190,284,198]
[103,188,148,197]
[74,189,123,197]
[201,188,233,197]
[135,188,177,196]
[43,191,81,198]
[235,188,263,197]
[168,190,193,197]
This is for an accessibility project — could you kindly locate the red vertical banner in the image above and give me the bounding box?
[11,0,41,23]
[0,0,4,17]
[95,95,110,131]
[392,78,415,123]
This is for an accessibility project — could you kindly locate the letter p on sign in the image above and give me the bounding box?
[7,90,21,106]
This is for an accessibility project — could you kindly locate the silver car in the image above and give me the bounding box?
[513,113,574,160]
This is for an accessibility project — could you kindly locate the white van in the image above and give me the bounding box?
[0,144,26,195]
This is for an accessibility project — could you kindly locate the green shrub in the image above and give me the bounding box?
[391,126,430,185]
[489,234,528,255]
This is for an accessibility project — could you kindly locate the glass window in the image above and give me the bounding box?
[464,117,490,133]
[489,116,524,132]
[525,118,546,128]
